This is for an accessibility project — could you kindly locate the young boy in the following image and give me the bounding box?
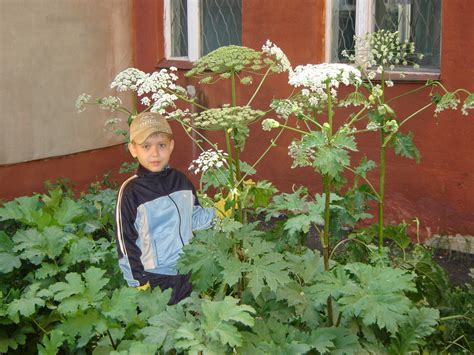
[115,111,215,304]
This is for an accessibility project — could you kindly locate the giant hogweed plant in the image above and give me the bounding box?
[259,29,473,325]
[68,33,474,352]
[77,41,293,222]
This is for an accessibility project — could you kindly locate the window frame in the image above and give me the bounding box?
[325,0,440,81]
[164,0,201,62]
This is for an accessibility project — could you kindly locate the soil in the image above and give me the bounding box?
[432,248,474,286]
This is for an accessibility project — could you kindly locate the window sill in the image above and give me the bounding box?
[372,69,440,83]
[156,58,193,70]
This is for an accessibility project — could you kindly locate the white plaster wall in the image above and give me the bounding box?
[0,0,133,164]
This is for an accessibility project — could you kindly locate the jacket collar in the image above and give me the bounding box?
[137,164,171,178]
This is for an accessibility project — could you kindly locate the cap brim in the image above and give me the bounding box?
[132,126,172,144]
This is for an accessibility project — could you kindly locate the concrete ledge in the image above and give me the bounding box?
[425,235,474,254]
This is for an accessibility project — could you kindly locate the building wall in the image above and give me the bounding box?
[1,1,473,239]
[0,0,134,198]
[0,0,134,164]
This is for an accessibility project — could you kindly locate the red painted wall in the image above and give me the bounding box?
[1,1,473,240]
[0,145,133,201]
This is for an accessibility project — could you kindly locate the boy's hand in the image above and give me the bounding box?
[136,282,150,291]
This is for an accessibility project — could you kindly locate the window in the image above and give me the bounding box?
[165,0,242,62]
[327,0,441,70]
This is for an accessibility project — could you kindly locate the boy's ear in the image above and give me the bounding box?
[170,139,175,153]
[128,142,137,158]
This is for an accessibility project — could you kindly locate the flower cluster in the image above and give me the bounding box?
[75,94,92,113]
[98,96,122,112]
[188,149,228,174]
[108,67,182,113]
[137,68,178,96]
[461,93,473,116]
[288,140,315,169]
[105,117,121,126]
[110,68,146,92]
[366,122,380,131]
[383,119,399,134]
[346,29,422,70]
[289,63,362,108]
[433,92,461,117]
[186,46,264,78]
[183,106,264,130]
[270,99,304,119]
[261,118,280,131]
[290,63,362,90]
[262,40,292,73]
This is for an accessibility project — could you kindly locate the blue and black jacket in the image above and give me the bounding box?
[115,165,215,287]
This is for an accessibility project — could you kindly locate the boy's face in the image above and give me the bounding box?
[128,133,174,173]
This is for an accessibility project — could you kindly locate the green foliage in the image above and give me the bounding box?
[0,184,465,353]
[390,131,421,163]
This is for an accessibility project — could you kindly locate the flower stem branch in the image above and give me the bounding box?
[247,66,273,106]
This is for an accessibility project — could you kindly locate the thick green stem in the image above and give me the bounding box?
[132,92,137,114]
[237,118,289,185]
[323,82,334,326]
[323,176,333,326]
[378,135,386,252]
[378,72,386,253]
[224,130,235,189]
[322,177,332,267]
[230,71,243,221]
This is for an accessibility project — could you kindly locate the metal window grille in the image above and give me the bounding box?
[169,0,242,59]
[331,0,441,68]
[330,0,357,63]
[202,0,242,55]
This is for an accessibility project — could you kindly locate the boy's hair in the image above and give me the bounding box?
[130,112,173,144]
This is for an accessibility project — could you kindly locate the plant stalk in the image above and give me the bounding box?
[378,134,386,252]
[323,82,334,326]
[378,71,386,252]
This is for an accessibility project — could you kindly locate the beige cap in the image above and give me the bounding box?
[129,112,173,144]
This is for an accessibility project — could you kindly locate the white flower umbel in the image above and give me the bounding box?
[137,69,179,96]
[434,92,461,117]
[150,90,178,114]
[347,29,421,71]
[290,63,362,90]
[98,96,122,112]
[110,68,146,92]
[75,93,92,112]
[261,118,280,131]
[134,69,183,113]
[188,149,228,175]
[141,97,151,106]
[270,99,303,119]
[289,63,362,108]
[262,40,292,73]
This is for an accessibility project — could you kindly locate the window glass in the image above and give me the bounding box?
[330,0,356,63]
[201,0,242,55]
[331,0,441,69]
[170,0,188,57]
[374,0,441,68]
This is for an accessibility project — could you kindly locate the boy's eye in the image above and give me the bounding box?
[142,144,150,150]
[159,143,167,148]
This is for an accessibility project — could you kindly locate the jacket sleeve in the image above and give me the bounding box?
[191,185,216,231]
[115,182,149,287]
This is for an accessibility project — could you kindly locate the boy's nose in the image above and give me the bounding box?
[150,145,159,156]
